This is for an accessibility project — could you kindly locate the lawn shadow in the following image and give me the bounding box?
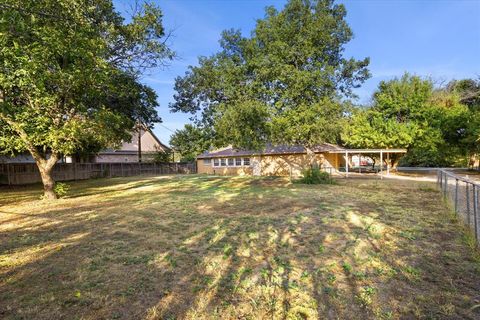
[0,175,479,319]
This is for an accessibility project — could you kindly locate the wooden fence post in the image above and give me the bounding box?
[7,163,11,185]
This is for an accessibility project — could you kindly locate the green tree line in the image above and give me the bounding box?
[169,0,479,167]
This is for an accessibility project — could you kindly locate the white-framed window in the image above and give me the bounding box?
[235,158,242,166]
[213,159,219,167]
[243,157,250,166]
[227,158,234,166]
[220,158,226,166]
[203,159,211,165]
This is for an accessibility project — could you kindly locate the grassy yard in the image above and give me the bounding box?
[0,175,479,319]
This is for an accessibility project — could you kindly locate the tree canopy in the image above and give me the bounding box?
[169,124,212,162]
[170,0,370,150]
[343,74,476,167]
[0,0,174,198]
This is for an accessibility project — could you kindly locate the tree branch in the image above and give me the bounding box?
[0,113,48,165]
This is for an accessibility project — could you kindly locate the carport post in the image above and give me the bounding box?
[380,151,383,180]
[386,152,390,175]
[345,151,349,178]
[358,153,361,174]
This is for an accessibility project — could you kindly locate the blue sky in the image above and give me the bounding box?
[116,0,480,145]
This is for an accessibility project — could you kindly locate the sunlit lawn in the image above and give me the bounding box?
[0,175,479,319]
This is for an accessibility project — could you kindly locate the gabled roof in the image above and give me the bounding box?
[197,143,345,159]
[99,126,170,154]
[146,127,171,152]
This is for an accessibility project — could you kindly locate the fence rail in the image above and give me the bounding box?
[437,169,479,245]
[0,162,197,185]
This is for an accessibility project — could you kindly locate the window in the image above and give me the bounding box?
[220,158,226,166]
[235,158,242,166]
[227,158,234,166]
[213,159,219,167]
[243,157,250,166]
[203,159,211,165]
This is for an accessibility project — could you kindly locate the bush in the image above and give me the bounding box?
[296,167,333,184]
[153,150,173,163]
[54,182,70,198]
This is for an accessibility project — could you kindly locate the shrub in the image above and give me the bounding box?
[296,167,333,184]
[54,182,70,198]
[153,150,173,163]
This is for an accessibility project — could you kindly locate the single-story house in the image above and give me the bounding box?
[197,143,345,176]
[197,144,407,176]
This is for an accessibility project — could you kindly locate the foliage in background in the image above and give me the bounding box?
[446,78,480,167]
[0,0,174,198]
[344,74,476,167]
[152,150,173,163]
[171,0,370,151]
[169,124,212,161]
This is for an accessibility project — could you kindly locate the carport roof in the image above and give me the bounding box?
[328,148,407,154]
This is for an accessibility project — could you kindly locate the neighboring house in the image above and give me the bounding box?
[90,127,170,163]
[0,127,170,164]
[196,143,347,177]
[0,153,37,163]
[0,152,64,164]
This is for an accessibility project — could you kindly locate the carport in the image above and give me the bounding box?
[329,148,407,177]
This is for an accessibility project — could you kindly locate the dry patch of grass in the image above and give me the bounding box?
[0,175,479,319]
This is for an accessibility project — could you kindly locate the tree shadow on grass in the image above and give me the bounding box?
[0,176,479,319]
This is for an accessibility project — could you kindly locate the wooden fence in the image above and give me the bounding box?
[0,162,197,185]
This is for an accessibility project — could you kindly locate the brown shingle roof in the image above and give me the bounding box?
[197,143,345,159]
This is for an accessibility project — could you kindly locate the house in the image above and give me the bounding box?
[196,144,408,177]
[0,127,170,164]
[86,127,170,163]
[196,143,346,176]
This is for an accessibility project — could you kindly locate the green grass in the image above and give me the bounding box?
[0,174,479,319]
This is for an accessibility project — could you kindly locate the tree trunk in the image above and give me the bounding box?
[32,152,60,200]
[38,163,56,199]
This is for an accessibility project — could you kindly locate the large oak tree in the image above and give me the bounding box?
[0,0,174,198]
[170,0,370,153]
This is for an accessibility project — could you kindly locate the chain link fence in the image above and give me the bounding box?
[437,169,479,245]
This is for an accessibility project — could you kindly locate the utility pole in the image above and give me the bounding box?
[138,124,142,163]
